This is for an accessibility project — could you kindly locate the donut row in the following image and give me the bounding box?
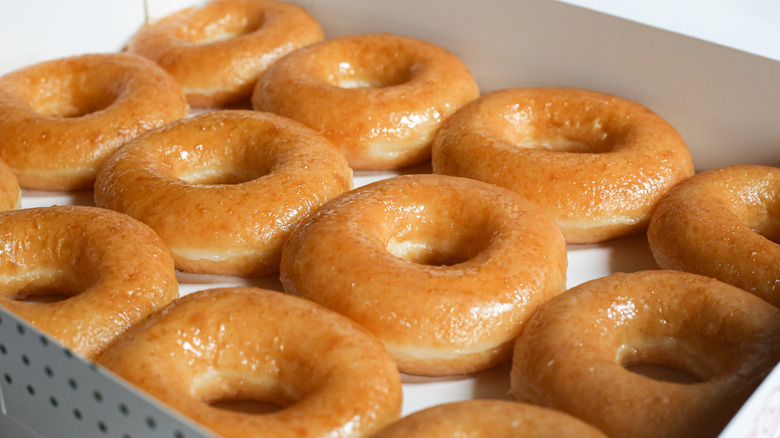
[0,206,776,438]
[0,0,777,437]
[0,0,694,245]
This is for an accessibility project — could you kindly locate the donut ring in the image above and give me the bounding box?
[0,53,189,190]
[252,33,480,169]
[280,174,567,376]
[0,206,178,359]
[98,287,402,438]
[511,270,780,438]
[432,87,694,243]
[128,0,324,107]
[648,165,780,307]
[95,110,352,277]
[372,400,607,438]
[0,157,20,211]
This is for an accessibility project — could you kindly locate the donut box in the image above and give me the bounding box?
[0,0,778,437]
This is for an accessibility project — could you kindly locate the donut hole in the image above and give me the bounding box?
[209,399,284,415]
[321,55,417,89]
[0,271,81,304]
[191,371,299,415]
[386,237,479,266]
[624,364,701,384]
[385,208,491,266]
[496,100,623,154]
[166,143,273,185]
[514,136,594,153]
[182,8,265,44]
[754,218,780,244]
[732,184,780,243]
[751,200,780,244]
[619,341,704,384]
[334,69,412,88]
[29,76,117,118]
[178,167,267,185]
[12,287,74,304]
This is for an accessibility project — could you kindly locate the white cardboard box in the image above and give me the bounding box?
[0,1,778,437]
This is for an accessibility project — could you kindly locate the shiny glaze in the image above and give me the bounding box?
[98,287,402,438]
[0,53,188,190]
[648,164,780,307]
[432,87,694,243]
[252,33,480,170]
[511,270,780,438]
[95,110,352,277]
[280,174,567,376]
[128,0,324,107]
[0,206,178,359]
[372,400,606,438]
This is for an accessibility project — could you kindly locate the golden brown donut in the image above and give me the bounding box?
[372,400,607,438]
[280,174,567,376]
[648,165,780,307]
[432,87,694,243]
[511,270,780,438]
[0,53,188,190]
[0,157,20,211]
[128,0,324,107]
[0,205,178,359]
[252,33,480,169]
[94,110,352,277]
[98,287,402,438]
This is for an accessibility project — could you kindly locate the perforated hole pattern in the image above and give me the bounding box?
[0,307,214,438]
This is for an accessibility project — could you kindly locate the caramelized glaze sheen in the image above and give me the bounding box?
[432,87,694,243]
[98,287,402,438]
[128,0,324,107]
[0,53,188,190]
[648,164,780,307]
[280,174,567,376]
[0,206,178,359]
[95,110,353,277]
[511,270,780,438]
[373,400,606,438]
[252,33,479,169]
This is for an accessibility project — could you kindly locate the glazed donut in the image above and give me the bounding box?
[0,157,20,211]
[94,110,352,277]
[0,53,188,190]
[98,287,402,438]
[511,270,780,438]
[0,206,178,359]
[432,87,694,243]
[280,174,567,376]
[648,165,780,307]
[128,0,324,107]
[252,33,480,169]
[373,400,607,438]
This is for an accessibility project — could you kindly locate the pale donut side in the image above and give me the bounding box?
[648,164,780,307]
[0,53,189,190]
[0,157,20,211]
[511,270,780,438]
[128,0,324,107]
[432,87,695,243]
[94,110,353,277]
[98,287,402,438]
[281,174,567,376]
[0,206,179,359]
[253,33,480,170]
